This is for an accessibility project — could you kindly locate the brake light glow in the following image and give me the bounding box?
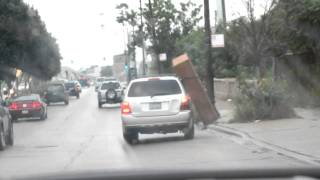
[121,101,132,115]
[32,101,41,109]
[9,102,18,110]
[180,95,190,110]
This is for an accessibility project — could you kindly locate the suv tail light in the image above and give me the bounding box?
[32,101,41,109]
[121,101,132,115]
[180,95,190,110]
[9,102,18,110]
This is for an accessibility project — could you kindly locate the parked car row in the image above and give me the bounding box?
[0,80,83,151]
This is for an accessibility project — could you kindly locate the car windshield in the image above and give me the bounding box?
[64,83,75,89]
[14,95,37,101]
[101,82,120,90]
[2,0,320,178]
[128,80,181,97]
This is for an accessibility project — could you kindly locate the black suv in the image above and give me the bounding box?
[0,98,14,150]
[45,83,69,105]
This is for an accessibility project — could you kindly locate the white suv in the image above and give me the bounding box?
[121,76,194,144]
[97,81,123,108]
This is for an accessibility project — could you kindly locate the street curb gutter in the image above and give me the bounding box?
[208,124,243,138]
[208,124,320,166]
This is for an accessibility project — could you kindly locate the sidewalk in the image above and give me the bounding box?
[213,100,320,160]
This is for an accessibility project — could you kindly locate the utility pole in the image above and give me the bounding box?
[148,0,161,74]
[204,0,215,103]
[140,0,146,75]
[216,0,226,27]
[221,0,226,27]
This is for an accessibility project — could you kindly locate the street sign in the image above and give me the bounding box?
[211,34,225,48]
[159,53,167,62]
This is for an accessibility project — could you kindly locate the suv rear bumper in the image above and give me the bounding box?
[121,111,191,133]
[46,96,67,103]
[68,90,79,96]
[99,98,122,104]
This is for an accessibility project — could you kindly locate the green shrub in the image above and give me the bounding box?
[233,77,296,122]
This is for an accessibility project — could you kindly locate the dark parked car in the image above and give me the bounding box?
[0,98,14,150]
[45,83,69,105]
[65,81,81,99]
[9,94,47,121]
[97,81,123,108]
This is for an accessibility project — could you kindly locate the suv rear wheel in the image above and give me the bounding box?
[184,124,194,140]
[40,112,46,121]
[123,131,139,144]
[6,120,13,146]
[98,102,102,108]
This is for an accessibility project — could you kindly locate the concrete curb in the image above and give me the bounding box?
[208,124,244,138]
[208,124,320,166]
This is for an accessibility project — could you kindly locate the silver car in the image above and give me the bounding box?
[97,81,123,108]
[121,76,194,144]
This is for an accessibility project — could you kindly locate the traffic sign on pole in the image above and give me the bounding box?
[159,53,167,62]
[211,34,225,48]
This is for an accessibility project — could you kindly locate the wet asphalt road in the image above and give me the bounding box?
[0,88,305,178]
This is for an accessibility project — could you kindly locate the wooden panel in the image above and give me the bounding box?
[172,54,219,125]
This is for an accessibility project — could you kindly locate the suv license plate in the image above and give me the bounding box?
[149,102,161,110]
[22,110,29,114]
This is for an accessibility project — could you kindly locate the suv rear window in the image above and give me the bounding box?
[101,82,120,90]
[128,80,182,97]
[64,82,75,89]
[14,95,38,101]
[48,84,64,92]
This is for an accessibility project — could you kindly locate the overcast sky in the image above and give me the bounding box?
[23,0,264,70]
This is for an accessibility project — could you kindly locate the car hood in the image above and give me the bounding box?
[12,167,320,180]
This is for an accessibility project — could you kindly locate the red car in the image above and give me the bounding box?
[9,94,48,121]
